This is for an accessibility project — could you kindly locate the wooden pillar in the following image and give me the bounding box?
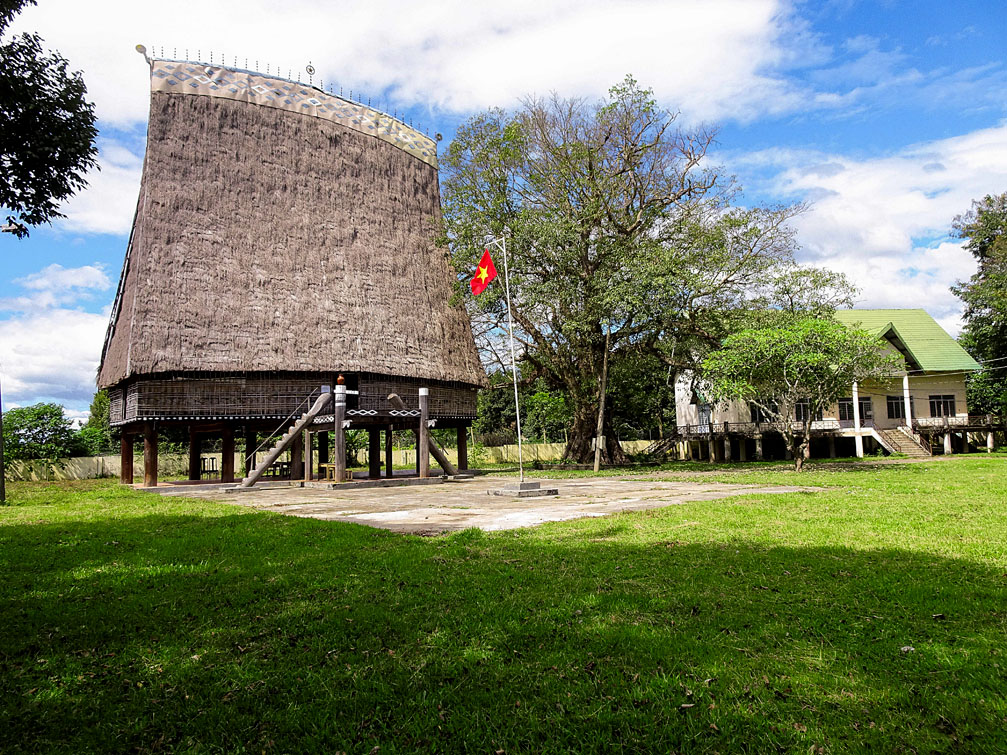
[221,426,235,483]
[243,428,257,476]
[334,384,347,482]
[290,431,303,480]
[852,381,864,458]
[304,430,313,482]
[143,422,158,488]
[457,426,469,471]
[120,432,133,484]
[418,388,430,478]
[368,428,381,479]
[188,429,201,481]
[385,425,394,479]
[754,435,763,461]
[828,435,837,458]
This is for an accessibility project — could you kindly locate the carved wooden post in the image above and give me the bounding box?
[457,426,468,471]
[188,429,201,481]
[367,428,381,479]
[221,426,235,483]
[120,432,133,484]
[334,383,347,482]
[385,425,394,479]
[418,388,430,477]
[143,422,158,487]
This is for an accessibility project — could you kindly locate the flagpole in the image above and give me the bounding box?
[489,236,524,483]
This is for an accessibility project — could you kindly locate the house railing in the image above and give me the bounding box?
[679,419,844,436]
[913,414,1002,430]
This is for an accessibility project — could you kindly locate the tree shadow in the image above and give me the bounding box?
[2,509,1005,753]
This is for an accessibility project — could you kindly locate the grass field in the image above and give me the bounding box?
[2,456,1006,753]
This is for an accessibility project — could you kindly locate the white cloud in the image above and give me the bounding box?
[0,308,108,408]
[11,0,812,127]
[732,123,1007,334]
[2,263,112,312]
[56,138,144,236]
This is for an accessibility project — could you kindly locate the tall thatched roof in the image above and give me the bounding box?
[98,59,484,389]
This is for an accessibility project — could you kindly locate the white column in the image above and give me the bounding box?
[852,381,864,458]
[988,431,995,453]
[943,432,952,455]
[902,374,912,428]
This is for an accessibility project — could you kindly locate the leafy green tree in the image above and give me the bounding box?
[75,389,115,455]
[524,387,571,444]
[2,402,83,460]
[951,193,1007,415]
[441,77,811,463]
[0,0,98,237]
[702,318,899,471]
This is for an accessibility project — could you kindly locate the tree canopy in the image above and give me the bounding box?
[702,317,899,471]
[951,192,1007,415]
[441,77,846,463]
[2,402,83,460]
[0,0,97,237]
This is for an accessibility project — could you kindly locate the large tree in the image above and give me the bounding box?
[702,317,899,471]
[951,193,1007,415]
[441,78,818,463]
[2,402,83,461]
[0,0,98,237]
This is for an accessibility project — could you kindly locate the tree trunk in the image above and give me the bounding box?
[564,405,628,465]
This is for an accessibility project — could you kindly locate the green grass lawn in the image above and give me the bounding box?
[2,457,1006,753]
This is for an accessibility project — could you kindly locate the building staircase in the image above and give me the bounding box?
[875,427,931,458]
[642,435,680,459]
[239,392,333,488]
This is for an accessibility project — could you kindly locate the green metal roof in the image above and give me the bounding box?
[833,309,980,373]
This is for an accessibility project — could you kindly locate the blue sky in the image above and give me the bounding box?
[2,0,1007,419]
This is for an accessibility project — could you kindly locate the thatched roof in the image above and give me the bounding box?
[98,62,484,389]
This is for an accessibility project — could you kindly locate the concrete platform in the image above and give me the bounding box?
[163,475,815,535]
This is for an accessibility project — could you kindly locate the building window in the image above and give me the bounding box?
[838,398,854,421]
[887,395,905,420]
[795,399,823,422]
[698,404,712,427]
[749,401,777,423]
[859,397,873,421]
[929,395,956,417]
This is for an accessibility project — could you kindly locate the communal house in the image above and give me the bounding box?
[98,54,484,486]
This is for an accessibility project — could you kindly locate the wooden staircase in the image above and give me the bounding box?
[876,427,931,458]
[239,392,333,488]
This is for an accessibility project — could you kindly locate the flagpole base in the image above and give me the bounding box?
[488,481,559,498]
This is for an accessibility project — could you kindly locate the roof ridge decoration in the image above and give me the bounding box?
[149,58,438,168]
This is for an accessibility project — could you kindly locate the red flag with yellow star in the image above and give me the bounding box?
[471,248,497,295]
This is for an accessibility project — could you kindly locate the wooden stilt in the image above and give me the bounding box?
[188,429,201,481]
[385,425,394,479]
[243,428,257,476]
[120,432,133,484]
[290,432,303,480]
[143,422,158,488]
[304,430,313,482]
[368,428,381,479]
[457,425,468,471]
[221,426,235,483]
[418,388,430,478]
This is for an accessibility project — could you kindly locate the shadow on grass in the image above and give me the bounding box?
[2,510,1005,753]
